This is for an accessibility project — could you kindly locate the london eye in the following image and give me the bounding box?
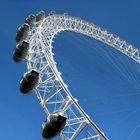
[13,10,140,140]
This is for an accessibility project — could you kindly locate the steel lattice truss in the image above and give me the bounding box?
[25,12,140,140]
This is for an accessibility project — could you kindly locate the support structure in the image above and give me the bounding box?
[22,12,140,140]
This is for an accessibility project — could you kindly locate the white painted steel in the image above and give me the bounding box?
[25,12,140,140]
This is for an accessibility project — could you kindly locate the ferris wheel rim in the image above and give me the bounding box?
[26,12,140,140]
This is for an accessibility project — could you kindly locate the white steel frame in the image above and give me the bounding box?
[25,12,140,140]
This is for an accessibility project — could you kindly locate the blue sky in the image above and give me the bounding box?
[0,0,140,140]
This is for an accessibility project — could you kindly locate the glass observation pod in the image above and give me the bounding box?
[42,110,67,139]
[20,70,40,94]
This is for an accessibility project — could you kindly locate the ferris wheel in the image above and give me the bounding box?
[13,10,140,140]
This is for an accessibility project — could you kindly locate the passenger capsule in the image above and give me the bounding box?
[13,40,29,62]
[36,11,45,22]
[48,11,56,16]
[25,14,36,26]
[20,70,40,94]
[42,111,67,139]
[16,23,30,43]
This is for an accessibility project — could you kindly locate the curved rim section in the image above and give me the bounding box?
[43,14,140,64]
[26,13,140,140]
